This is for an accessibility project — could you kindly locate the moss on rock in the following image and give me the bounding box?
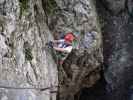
[19,0,28,17]
[43,0,58,15]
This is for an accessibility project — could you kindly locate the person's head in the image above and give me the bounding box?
[65,32,80,42]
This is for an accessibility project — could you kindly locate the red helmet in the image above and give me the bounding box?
[64,32,75,42]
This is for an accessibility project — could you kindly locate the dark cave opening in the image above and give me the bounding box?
[78,74,133,100]
[78,71,107,100]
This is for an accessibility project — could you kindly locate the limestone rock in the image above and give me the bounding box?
[47,0,103,99]
[0,0,103,100]
[0,0,58,100]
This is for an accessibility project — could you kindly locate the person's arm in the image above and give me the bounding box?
[53,46,72,53]
[53,39,64,43]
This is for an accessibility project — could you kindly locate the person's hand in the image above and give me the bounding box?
[47,41,53,48]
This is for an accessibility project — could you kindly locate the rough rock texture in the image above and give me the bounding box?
[0,0,58,100]
[0,0,103,100]
[46,0,103,100]
[96,0,133,100]
[101,0,125,14]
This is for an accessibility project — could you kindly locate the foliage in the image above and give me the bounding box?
[44,0,58,15]
[19,0,28,17]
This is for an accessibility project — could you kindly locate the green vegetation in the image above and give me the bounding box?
[19,0,28,17]
[44,0,58,15]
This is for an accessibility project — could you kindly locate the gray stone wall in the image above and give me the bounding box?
[0,0,103,100]
[47,0,103,100]
[0,0,58,100]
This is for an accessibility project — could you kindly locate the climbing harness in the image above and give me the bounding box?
[56,51,68,65]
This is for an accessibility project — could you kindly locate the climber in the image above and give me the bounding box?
[46,32,79,64]
[48,32,77,53]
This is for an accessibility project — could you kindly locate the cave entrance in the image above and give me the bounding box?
[75,71,106,100]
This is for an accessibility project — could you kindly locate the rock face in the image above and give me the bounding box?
[0,0,103,100]
[46,0,103,100]
[0,0,58,100]
[96,0,133,100]
[101,0,125,14]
